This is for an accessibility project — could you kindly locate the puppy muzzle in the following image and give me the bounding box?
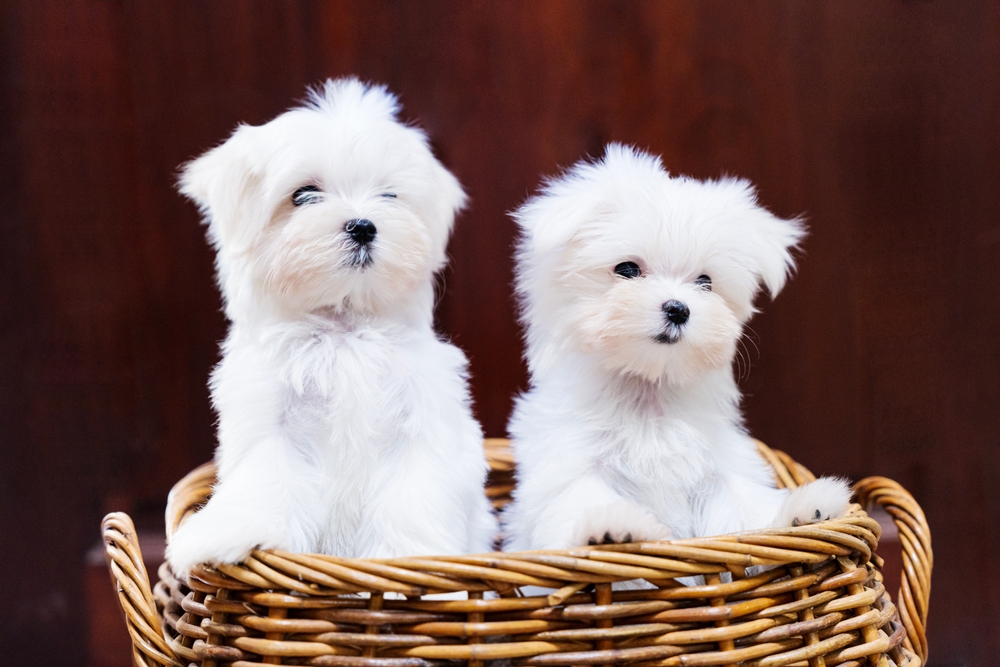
[655,300,688,344]
[345,219,376,268]
[654,327,682,344]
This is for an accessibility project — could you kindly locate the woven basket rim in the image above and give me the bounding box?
[166,439,887,592]
[103,437,933,667]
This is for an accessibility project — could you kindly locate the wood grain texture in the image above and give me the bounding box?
[0,2,996,665]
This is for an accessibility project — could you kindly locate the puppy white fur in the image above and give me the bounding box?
[166,78,497,577]
[503,145,850,551]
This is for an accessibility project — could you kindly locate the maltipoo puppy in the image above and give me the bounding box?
[503,144,850,551]
[166,78,497,578]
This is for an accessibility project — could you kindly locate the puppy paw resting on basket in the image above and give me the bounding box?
[503,145,851,551]
[165,78,497,578]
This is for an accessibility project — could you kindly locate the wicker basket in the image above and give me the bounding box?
[102,438,931,667]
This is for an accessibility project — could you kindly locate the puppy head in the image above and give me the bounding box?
[179,78,466,322]
[515,144,804,385]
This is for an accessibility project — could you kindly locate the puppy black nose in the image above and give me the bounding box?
[662,300,690,325]
[345,219,377,245]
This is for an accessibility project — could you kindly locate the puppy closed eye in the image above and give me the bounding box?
[614,261,641,279]
[292,185,322,206]
[380,193,397,199]
[695,274,712,291]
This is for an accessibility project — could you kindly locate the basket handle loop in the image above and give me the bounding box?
[101,512,183,667]
[853,477,932,664]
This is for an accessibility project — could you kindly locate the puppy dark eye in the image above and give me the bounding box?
[695,274,712,291]
[380,193,397,199]
[614,262,642,279]
[292,185,322,206]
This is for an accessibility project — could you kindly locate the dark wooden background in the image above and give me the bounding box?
[2,2,997,665]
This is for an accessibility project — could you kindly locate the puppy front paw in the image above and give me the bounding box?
[165,509,263,579]
[588,530,634,546]
[774,477,852,528]
[575,501,672,547]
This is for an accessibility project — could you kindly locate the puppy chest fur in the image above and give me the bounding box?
[212,320,472,558]
[511,368,753,541]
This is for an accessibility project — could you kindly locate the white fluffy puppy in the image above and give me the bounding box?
[503,144,850,551]
[166,78,497,577]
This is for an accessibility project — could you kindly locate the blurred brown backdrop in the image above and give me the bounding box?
[1,1,997,666]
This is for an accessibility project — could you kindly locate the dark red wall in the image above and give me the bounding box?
[2,2,997,665]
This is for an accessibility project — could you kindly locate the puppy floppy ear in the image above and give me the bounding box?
[744,206,806,299]
[516,146,641,257]
[513,184,599,258]
[406,153,468,271]
[178,124,269,255]
[433,160,468,227]
[424,157,468,267]
[721,179,806,300]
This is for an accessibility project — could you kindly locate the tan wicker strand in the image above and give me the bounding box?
[101,513,183,667]
[853,476,932,664]
[164,462,214,540]
[102,439,931,667]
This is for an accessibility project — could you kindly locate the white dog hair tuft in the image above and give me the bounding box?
[304,77,401,119]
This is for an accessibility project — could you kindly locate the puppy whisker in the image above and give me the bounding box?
[741,325,762,360]
[735,336,753,383]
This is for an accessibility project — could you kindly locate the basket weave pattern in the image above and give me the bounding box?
[102,439,932,667]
